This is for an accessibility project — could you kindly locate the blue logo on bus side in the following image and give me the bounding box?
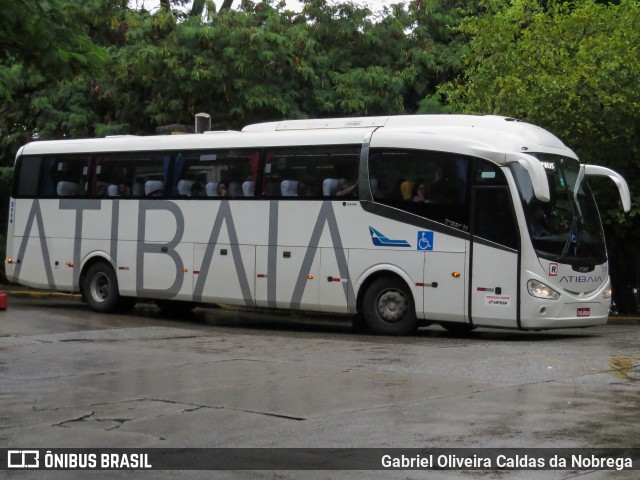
[417,231,434,251]
[368,227,411,247]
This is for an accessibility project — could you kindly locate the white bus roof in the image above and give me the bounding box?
[18,115,577,163]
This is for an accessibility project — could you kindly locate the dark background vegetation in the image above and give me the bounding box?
[1,0,638,312]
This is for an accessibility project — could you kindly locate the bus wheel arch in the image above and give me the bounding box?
[80,258,134,313]
[357,271,418,335]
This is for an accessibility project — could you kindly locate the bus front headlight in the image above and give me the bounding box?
[527,279,560,300]
[603,287,612,299]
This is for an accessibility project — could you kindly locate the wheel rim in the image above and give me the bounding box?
[89,272,111,303]
[376,289,408,323]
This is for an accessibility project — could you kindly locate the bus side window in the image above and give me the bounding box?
[13,156,41,197]
[472,160,519,249]
[38,156,89,197]
[368,148,470,228]
[263,146,360,199]
[96,154,166,198]
[171,149,259,198]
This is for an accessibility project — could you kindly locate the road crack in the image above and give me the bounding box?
[52,411,95,428]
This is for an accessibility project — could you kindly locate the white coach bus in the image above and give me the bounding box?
[5,115,631,334]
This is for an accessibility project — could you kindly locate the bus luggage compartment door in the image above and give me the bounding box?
[193,243,255,305]
[470,243,518,327]
[255,246,320,311]
[423,252,466,322]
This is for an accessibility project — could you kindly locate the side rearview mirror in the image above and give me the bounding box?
[505,153,551,202]
[584,164,631,212]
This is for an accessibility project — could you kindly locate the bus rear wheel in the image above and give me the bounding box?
[82,262,129,313]
[362,277,418,335]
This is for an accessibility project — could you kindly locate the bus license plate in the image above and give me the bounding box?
[577,308,591,317]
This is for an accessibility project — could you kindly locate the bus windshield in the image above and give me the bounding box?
[512,154,606,265]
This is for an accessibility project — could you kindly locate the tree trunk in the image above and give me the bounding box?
[190,0,206,17]
[220,0,234,12]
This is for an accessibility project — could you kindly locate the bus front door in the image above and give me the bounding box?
[470,186,520,328]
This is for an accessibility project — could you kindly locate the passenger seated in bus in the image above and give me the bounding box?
[95,183,108,197]
[336,176,358,198]
[400,180,413,200]
[118,183,130,196]
[228,181,242,196]
[529,206,550,236]
[413,181,429,203]
[189,182,204,197]
[297,181,310,197]
[263,179,280,197]
[217,182,228,197]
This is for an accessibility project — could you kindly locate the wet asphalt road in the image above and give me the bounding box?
[0,294,639,479]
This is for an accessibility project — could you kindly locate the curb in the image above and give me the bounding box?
[607,316,640,325]
[1,285,81,300]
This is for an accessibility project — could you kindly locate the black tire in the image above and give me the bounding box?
[156,299,197,317]
[82,262,123,313]
[362,277,418,335]
[439,322,476,334]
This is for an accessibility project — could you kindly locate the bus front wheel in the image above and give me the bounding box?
[83,262,129,313]
[362,277,418,335]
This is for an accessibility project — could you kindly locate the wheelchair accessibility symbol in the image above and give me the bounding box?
[417,231,434,251]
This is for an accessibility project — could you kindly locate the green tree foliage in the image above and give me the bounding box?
[444,0,639,210]
[0,0,113,160]
[98,0,465,134]
[1,0,466,144]
[442,0,640,311]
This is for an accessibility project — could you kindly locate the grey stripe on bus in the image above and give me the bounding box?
[193,200,255,306]
[110,199,119,265]
[136,201,185,298]
[267,201,279,308]
[60,199,102,288]
[13,199,56,289]
[290,202,355,311]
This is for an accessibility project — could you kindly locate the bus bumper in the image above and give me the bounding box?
[520,301,609,330]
